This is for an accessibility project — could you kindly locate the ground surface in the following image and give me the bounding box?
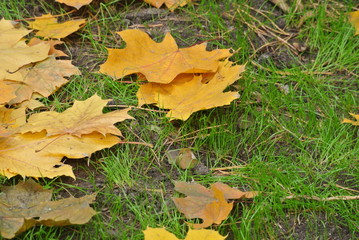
[1,0,359,239]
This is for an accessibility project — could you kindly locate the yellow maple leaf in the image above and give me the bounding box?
[342,113,359,125]
[19,94,133,137]
[137,60,245,120]
[55,0,93,9]
[0,131,120,178]
[143,227,226,240]
[143,0,192,11]
[348,10,359,35]
[99,29,232,84]
[27,14,86,39]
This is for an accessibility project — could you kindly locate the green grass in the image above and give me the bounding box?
[1,0,359,239]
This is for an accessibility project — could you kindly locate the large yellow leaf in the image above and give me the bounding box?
[99,29,232,84]
[143,0,192,11]
[0,132,119,178]
[143,227,226,240]
[172,181,256,229]
[27,14,86,39]
[0,180,96,239]
[137,60,245,120]
[55,0,93,9]
[19,94,133,137]
[348,10,359,35]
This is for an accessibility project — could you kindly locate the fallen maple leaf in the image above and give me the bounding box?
[137,60,245,120]
[19,94,133,137]
[348,10,359,35]
[99,29,232,84]
[143,0,192,11]
[0,19,31,48]
[0,179,96,239]
[342,113,359,125]
[4,56,80,105]
[0,131,120,178]
[172,181,256,228]
[56,0,93,9]
[143,227,226,240]
[27,14,86,39]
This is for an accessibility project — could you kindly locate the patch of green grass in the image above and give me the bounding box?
[2,0,359,239]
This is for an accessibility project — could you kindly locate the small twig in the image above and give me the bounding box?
[283,195,359,201]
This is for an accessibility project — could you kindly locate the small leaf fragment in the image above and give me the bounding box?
[342,113,359,125]
[0,179,96,239]
[348,10,359,35]
[166,148,198,169]
[143,0,192,11]
[55,0,94,9]
[143,227,226,240]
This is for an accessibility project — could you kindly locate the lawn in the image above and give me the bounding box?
[1,0,359,239]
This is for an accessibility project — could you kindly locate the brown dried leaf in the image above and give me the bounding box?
[172,181,256,228]
[0,179,96,239]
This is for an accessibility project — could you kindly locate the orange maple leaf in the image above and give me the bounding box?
[0,180,96,239]
[143,0,192,11]
[172,181,256,229]
[137,60,245,120]
[99,29,232,84]
[27,14,86,39]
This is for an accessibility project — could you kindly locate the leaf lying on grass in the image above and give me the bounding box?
[348,10,359,35]
[342,113,359,125]
[143,0,193,11]
[0,179,96,239]
[55,0,93,9]
[18,94,133,137]
[143,227,226,240]
[172,181,257,228]
[27,14,86,39]
[137,60,244,120]
[99,29,232,84]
